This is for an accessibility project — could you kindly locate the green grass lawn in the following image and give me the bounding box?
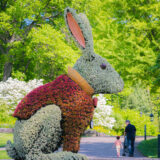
[0,150,10,159]
[0,133,13,159]
[0,123,14,128]
[137,138,158,158]
[0,133,13,147]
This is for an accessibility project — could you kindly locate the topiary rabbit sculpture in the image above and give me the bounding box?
[6,7,124,160]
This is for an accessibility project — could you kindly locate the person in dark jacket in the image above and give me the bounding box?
[125,120,136,157]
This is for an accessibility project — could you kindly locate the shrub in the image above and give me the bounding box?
[0,100,16,127]
[93,126,120,136]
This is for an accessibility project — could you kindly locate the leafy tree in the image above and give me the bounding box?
[1,0,160,86]
[152,96,160,132]
[151,54,160,92]
[0,0,89,82]
[84,0,160,113]
[25,24,79,81]
[124,83,151,113]
[113,108,158,136]
[90,0,160,89]
[0,0,160,125]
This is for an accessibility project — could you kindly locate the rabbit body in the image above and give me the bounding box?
[6,7,124,160]
[7,75,93,160]
[7,104,88,160]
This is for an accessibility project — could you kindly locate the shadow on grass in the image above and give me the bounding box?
[137,138,158,158]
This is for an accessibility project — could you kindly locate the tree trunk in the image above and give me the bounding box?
[158,112,160,133]
[3,62,12,81]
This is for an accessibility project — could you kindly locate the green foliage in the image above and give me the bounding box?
[85,0,160,115]
[123,83,151,113]
[112,110,125,134]
[1,0,159,86]
[25,24,79,81]
[12,70,26,80]
[0,100,16,127]
[151,54,160,92]
[0,0,84,82]
[93,126,121,136]
[94,108,158,136]
[0,0,159,102]
[113,108,158,136]
[90,0,160,88]
[138,138,158,158]
[0,133,13,147]
[0,0,160,139]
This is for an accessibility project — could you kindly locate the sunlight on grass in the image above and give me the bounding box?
[0,133,13,147]
[0,150,10,159]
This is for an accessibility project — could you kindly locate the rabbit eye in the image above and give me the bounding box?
[100,63,106,70]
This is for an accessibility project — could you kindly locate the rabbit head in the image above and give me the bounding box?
[64,7,124,94]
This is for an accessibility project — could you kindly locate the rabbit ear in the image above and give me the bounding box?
[66,12,86,48]
[64,7,94,57]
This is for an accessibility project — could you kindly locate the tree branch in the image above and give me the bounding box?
[0,0,7,11]
[0,45,5,54]
[44,0,52,9]
[42,12,61,20]
[0,34,7,43]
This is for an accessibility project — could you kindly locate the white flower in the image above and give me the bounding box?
[93,94,116,129]
[0,78,43,113]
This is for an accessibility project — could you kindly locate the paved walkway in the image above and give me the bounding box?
[1,136,158,160]
[0,147,6,151]
[79,136,156,160]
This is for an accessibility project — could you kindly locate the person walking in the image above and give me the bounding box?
[112,136,123,157]
[124,120,136,157]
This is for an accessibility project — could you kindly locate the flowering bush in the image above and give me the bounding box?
[0,78,43,112]
[93,94,116,129]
